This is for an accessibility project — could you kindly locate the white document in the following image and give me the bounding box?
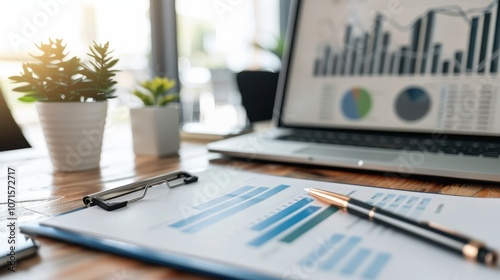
[42,167,500,279]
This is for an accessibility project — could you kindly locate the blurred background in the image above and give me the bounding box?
[0,0,290,133]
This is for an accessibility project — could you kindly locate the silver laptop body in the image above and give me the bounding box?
[209,0,500,182]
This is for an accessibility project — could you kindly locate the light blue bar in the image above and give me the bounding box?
[183,184,290,233]
[340,248,372,275]
[398,196,419,216]
[194,186,254,210]
[366,193,384,205]
[410,198,431,219]
[252,197,314,231]
[299,234,344,269]
[375,194,395,208]
[320,236,362,270]
[170,186,268,228]
[248,206,320,247]
[362,253,391,279]
[387,195,407,212]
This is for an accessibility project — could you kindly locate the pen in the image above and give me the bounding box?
[304,188,498,267]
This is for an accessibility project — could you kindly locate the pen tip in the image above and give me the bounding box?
[304,188,311,193]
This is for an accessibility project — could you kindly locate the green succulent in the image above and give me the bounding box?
[132,76,179,106]
[9,38,119,102]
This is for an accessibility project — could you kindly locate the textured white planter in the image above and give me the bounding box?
[36,101,107,172]
[130,105,180,157]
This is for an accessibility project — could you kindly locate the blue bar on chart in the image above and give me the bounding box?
[478,12,492,73]
[362,253,392,279]
[375,194,395,208]
[398,196,419,216]
[320,236,362,270]
[280,206,338,243]
[366,193,384,205]
[183,184,290,233]
[248,206,320,247]
[409,198,431,219]
[251,197,314,231]
[340,248,372,276]
[467,17,479,72]
[491,3,500,73]
[194,186,255,210]
[387,195,407,212]
[299,234,344,269]
[170,186,268,228]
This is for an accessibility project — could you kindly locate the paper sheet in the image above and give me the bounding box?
[42,167,500,279]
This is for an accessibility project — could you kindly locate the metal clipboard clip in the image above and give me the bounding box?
[83,170,198,211]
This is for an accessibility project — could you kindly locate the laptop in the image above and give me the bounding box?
[208,0,500,182]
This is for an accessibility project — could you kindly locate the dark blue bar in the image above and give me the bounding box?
[183,185,290,233]
[350,37,359,75]
[248,206,320,247]
[410,18,422,74]
[323,46,331,75]
[340,248,372,275]
[389,52,396,75]
[379,33,390,75]
[431,44,441,74]
[320,236,362,270]
[491,4,500,73]
[369,14,383,75]
[467,17,479,72]
[442,60,450,75]
[252,197,314,231]
[331,54,338,75]
[454,51,463,74]
[479,12,492,73]
[341,25,352,76]
[170,187,268,228]
[421,11,435,74]
[398,47,407,75]
[194,186,254,210]
[360,33,369,75]
[362,253,391,279]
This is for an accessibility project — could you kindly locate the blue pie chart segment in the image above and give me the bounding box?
[395,87,431,122]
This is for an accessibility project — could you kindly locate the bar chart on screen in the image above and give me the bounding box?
[313,0,500,77]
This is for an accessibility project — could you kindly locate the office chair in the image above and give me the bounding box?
[0,84,31,151]
[236,70,279,123]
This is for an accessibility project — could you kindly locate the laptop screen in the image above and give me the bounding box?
[279,0,500,137]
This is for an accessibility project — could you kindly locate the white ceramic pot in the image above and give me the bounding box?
[130,105,180,157]
[36,101,108,172]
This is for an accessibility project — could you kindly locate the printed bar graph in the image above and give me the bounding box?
[340,248,372,275]
[182,185,290,233]
[362,253,392,279]
[248,206,320,247]
[281,206,338,243]
[320,236,362,270]
[194,186,254,210]
[170,186,268,228]
[299,234,345,268]
[313,2,500,77]
[252,197,314,231]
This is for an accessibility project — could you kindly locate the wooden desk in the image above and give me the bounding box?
[1,128,499,279]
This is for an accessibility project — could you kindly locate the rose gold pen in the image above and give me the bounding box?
[305,188,498,267]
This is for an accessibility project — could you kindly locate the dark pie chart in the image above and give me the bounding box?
[395,87,431,122]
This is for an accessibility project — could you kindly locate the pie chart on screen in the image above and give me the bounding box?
[342,87,372,120]
[395,87,431,122]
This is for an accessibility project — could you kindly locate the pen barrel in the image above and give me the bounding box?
[346,199,498,266]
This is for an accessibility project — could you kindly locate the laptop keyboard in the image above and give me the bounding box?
[277,130,500,158]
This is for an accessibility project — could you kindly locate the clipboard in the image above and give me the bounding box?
[20,168,500,280]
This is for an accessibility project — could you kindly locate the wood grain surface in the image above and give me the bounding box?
[1,127,499,279]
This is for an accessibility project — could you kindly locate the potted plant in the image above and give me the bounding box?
[9,38,119,172]
[130,76,180,157]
